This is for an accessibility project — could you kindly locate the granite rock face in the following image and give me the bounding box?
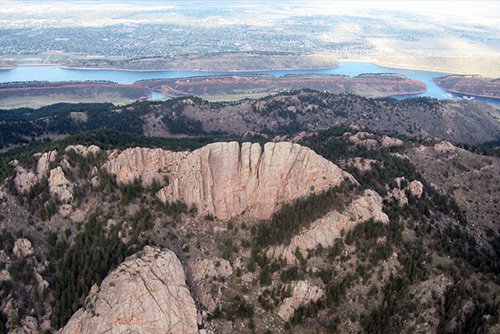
[13,164,38,194]
[104,147,188,187]
[65,145,101,157]
[277,280,324,322]
[35,150,58,178]
[156,142,355,220]
[48,167,73,204]
[188,257,233,312]
[267,189,389,263]
[105,142,354,220]
[60,246,198,334]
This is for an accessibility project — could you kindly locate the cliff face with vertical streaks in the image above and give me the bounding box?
[156,142,355,220]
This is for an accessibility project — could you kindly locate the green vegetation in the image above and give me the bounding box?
[48,213,143,328]
[254,181,356,248]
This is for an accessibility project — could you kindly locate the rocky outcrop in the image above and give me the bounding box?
[35,150,58,178]
[404,275,453,333]
[341,157,376,173]
[0,185,5,201]
[105,147,188,187]
[65,145,101,157]
[13,238,34,258]
[48,167,73,203]
[12,150,57,194]
[60,246,198,334]
[268,189,388,263]
[157,142,355,220]
[190,258,233,282]
[389,177,424,206]
[390,187,408,206]
[381,135,404,148]
[13,164,38,194]
[277,280,324,322]
[433,141,460,154]
[345,132,378,149]
[409,180,424,198]
[189,258,233,312]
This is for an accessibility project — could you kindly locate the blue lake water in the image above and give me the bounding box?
[0,62,498,103]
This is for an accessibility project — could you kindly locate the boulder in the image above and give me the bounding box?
[0,269,11,281]
[13,238,34,258]
[35,272,49,293]
[409,180,424,198]
[433,141,459,153]
[60,246,198,334]
[381,135,404,148]
[0,185,5,201]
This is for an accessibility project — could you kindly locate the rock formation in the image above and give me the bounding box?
[105,147,188,186]
[13,238,34,258]
[35,150,58,178]
[188,257,233,312]
[65,145,101,157]
[277,280,324,322]
[389,177,425,206]
[12,150,57,194]
[13,163,38,194]
[433,141,460,154]
[409,180,424,198]
[60,246,198,334]
[381,135,404,148]
[105,142,355,220]
[48,167,73,203]
[268,189,388,263]
[156,142,355,220]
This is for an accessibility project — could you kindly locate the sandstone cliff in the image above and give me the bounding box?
[60,246,198,334]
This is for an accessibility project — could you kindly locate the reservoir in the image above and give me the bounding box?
[0,62,497,103]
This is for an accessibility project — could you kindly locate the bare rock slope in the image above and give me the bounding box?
[158,142,355,220]
[60,246,198,334]
[268,189,388,263]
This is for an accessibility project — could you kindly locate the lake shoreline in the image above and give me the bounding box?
[433,85,500,101]
[2,61,498,103]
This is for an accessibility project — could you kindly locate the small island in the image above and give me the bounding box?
[433,75,500,99]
